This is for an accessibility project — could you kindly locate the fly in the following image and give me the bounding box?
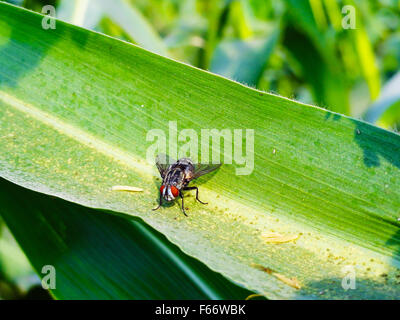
[153,154,221,216]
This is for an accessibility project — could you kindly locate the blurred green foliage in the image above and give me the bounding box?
[0,219,46,299]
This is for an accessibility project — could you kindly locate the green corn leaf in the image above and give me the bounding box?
[1,2,400,299]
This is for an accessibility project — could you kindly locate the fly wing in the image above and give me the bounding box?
[155,154,176,178]
[192,162,222,179]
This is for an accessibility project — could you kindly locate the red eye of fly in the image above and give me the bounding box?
[171,186,179,197]
[160,185,165,194]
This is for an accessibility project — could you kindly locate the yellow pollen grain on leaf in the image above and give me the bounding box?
[261,232,300,244]
[245,293,266,300]
[251,263,274,274]
[251,263,301,290]
[111,185,143,192]
[272,273,301,290]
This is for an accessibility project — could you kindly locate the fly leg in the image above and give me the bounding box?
[179,191,188,217]
[152,193,162,211]
[183,186,207,205]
